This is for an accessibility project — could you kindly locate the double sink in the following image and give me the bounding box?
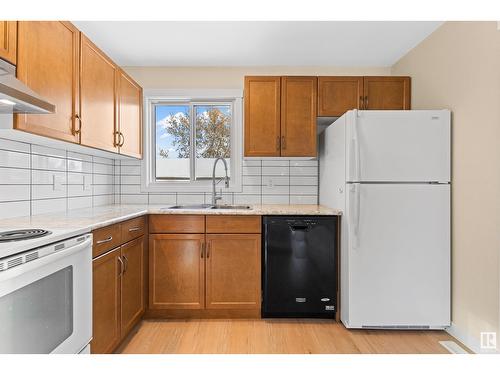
[164,204,252,210]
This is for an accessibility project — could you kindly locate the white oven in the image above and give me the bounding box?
[0,234,92,354]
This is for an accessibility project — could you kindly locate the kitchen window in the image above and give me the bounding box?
[142,90,242,192]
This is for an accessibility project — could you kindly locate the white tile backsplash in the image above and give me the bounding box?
[0,137,320,218]
[0,167,30,184]
[0,200,30,219]
[0,138,30,153]
[0,185,30,202]
[115,157,318,206]
[0,150,30,169]
[0,137,116,218]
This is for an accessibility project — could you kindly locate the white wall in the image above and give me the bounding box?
[124,66,391,90]
[392,21,500,353]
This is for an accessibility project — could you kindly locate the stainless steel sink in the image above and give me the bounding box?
[210,205,252,210]
[166,204,214,210]
[164,204,252,210]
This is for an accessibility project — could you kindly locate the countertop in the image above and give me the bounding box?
[0,204,341,258]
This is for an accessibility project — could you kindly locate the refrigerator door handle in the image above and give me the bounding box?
[352,116,361,181]
[350,183,361,248]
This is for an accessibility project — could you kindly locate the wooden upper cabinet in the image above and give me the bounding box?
[149,234,205,310]
[0,21,17,64]
[121,237,146,336]
[281,76,317,157]
[16,21,80,143]
[244,76,281,157]
[318,76,363,116]
[363,76,411,110]
[80,34,117,152]
[117,69,143,158]
[92,247,121,354]
[205,234,261,310]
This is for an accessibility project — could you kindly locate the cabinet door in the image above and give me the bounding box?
[121,237,146,336]
[117,69,143,158]
[80,34,117,153]
[281,76,318,157]
[363,76,411,110]
[205,234,261,310]
[318,76,363,116]
[92,248,121,354]
[244,76,281,157]
[0,21,17,64]
[149,234,205,310]
[16,21,80,143]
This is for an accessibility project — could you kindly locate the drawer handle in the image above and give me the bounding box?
[97,236,113,244]
[128,227,142,232]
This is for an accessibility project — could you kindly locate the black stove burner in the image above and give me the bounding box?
[0,229,52,242]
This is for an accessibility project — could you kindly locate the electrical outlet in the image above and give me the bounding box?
[83,175,92,191]
[52,174,64,191]
[267,179,274,188]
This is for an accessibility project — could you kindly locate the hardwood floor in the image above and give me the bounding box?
[116,319,461,354]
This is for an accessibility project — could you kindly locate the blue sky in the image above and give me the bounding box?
[155,105,189,159]
[155,104,231,160]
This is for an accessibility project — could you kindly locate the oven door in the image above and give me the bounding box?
[0,234,92,354]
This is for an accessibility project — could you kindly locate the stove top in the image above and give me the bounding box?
[0,229,52,243]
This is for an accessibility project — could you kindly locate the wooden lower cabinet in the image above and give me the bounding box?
[92,247,121,354]
[205,234,261,309]
[121,237,146,335]
[92,235,146,354]
[149,234,205,310]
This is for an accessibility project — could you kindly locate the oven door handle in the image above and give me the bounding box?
[0,235,92,283]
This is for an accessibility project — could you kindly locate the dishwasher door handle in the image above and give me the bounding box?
[289,224,310,231]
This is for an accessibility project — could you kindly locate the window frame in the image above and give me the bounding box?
[142,89,243,193]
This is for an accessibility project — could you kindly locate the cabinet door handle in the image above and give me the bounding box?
[122,254,128,274]
[119,132,125,147]
[97,236,113,244]
[281,136,286,150]
[206,241,211,258]
[276,136,280,151]
[200,241,204,258]
[117,256,124,276]
[74,114,82,135]
[359,96,364,110]
[128,227,141,232]
[364,96,368,109]
[114,131,120,147]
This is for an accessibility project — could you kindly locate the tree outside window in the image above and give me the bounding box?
[155,103,232,181]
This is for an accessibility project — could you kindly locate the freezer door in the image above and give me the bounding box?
[344,183,450,328]
[346,110,450,182]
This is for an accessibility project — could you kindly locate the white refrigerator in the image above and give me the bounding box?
[319,110,451,329]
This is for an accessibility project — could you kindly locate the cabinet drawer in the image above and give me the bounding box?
[93,224,122,258]
[206,216,261,234]
[149,215,205,234]
[121,216,146,243]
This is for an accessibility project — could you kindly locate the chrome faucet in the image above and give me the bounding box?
[212,157,229,206]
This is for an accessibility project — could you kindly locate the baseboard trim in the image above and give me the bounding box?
[446,322,499,354]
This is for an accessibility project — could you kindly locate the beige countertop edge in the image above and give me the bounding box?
[0,204,342,233]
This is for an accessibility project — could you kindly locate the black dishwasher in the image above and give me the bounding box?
[262,216,338,318]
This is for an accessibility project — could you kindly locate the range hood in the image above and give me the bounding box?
[0,59,55,114]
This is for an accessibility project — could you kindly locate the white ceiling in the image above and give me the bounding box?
[73,21,442,67]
